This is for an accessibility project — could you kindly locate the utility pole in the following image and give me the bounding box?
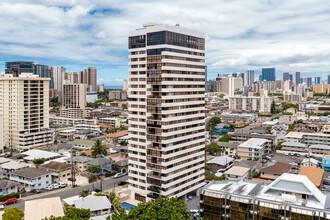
[71,148,76,187]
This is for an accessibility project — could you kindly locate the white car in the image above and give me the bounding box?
[45,185,54,191]
[53,183,60,189]
[59,182,66,188]
[114,172,128,179]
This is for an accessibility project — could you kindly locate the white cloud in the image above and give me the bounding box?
[1,0,330,79]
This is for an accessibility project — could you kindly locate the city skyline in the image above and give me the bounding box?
[1,0,330,85]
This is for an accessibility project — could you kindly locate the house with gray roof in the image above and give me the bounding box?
[207,156,234,173]
[86,158,112,175]
[0,180,19,196]
[10,168,53,192]
[74,195,111,216]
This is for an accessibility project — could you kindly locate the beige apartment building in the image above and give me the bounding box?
[0,73,54,150]
[60,84,87,119]
[0,115,3,153]
[228,91,273,113]
[128,23,205,202]
[313,84,330,94]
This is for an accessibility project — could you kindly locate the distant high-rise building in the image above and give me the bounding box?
[206,80,217,92]
[5,61,34,77]
[54,66,66,92]
[315,77,321,84]
[217,76,243,95]
[123,79,128,91]
[65,71,78,84]
[262,68,275,81]
[247,70,254,85]
[307,77,312,87]
[78,67,97,92]
[328,75,330,84]
[34,64,54,88]
[295,72,301,84]
[97,84,105,92]
[0,73,54,150]
[283,72,292,82]
[128,23,205,201]
[60,84,87,119]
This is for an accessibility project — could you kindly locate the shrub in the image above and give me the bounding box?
[105,172,112,177]
[0,193,21,202]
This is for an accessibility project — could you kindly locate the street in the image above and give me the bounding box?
[5,176,128,211]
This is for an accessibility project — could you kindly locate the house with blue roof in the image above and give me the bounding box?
[322,155,330,172]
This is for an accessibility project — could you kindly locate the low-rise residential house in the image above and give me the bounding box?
[237,138,270,161]
[279,115,297,123]
[65,156,92,172]
[309,144,330,157]
[0,160,30,178]
[39,161,74,182]
[223,166,250,180]
[47,143,73,154]
[98,117,121,128]
[86,158,112,175]
[74,195,112,216]
[216,142,238,157]
[10,168,53,192]
[285,132,330,145]
[230,133,276,146]
[114,159,128,170]
[207,156,234,173]
[0,180,19,196]
[21,149,61,162]
[250,127,267,134]
[298,166,324,188]
[301,158,319,167]
[106,131,129,144]
[259,162,292,180]
[280,142,307,153]
[322,155,330,172]
[69,139,95,150]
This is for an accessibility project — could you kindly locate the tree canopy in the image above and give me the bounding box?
[79,189,92,198]
[32,158,45,167]
[87,165,101,174]
[111,197,190,220]
[208,116,221,132]
[218,134,231,142]
[2,208,24,220]
[206,142,223,155]
[91,140,107,157]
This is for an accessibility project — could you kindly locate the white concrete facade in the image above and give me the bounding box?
[128,23,205,202]
[228,93,273,113]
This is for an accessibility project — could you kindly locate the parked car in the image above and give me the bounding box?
[32,189,41,193]
[45,185,54,191]
[118,180,128,186]
[93,188,101,193]
[114,172,128,179]
[324,181,330,185]
[3,198,17,205]
[59,182,66,188]
[53,183,60,189]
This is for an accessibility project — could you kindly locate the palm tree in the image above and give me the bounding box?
[91,140,108,157]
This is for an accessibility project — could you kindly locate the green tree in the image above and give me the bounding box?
[276,142,283,150]
[32,158,45,167]
[219,134,231,142]
[88,174,98,183]
[206,142,221,154]
[87,165,101,174]
[208,116,221,131]
[111,197,190,220]
[205,163,210,170]
[79,189,92,197]
[205,173,215,181]
[91,140,107,157]
[42,206,91,220]
[119,125,128,131]
[228,123,235,131]
[2,208,24,220]
[119,140,128,146]
[271,100,276,114]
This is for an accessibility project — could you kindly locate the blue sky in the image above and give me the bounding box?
[1,0,330,85]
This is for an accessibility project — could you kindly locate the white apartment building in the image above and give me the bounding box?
[54,66,66,94]
[237,138,270,161]
[0,74,54,150]
[99,117,121,128]
[60,84,87,119]
[228,91,273,113]
[10,168,53,192]
[0,115,3,153]
[128,23,205,202]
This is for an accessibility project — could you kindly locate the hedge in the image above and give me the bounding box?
[0,192,20,202]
